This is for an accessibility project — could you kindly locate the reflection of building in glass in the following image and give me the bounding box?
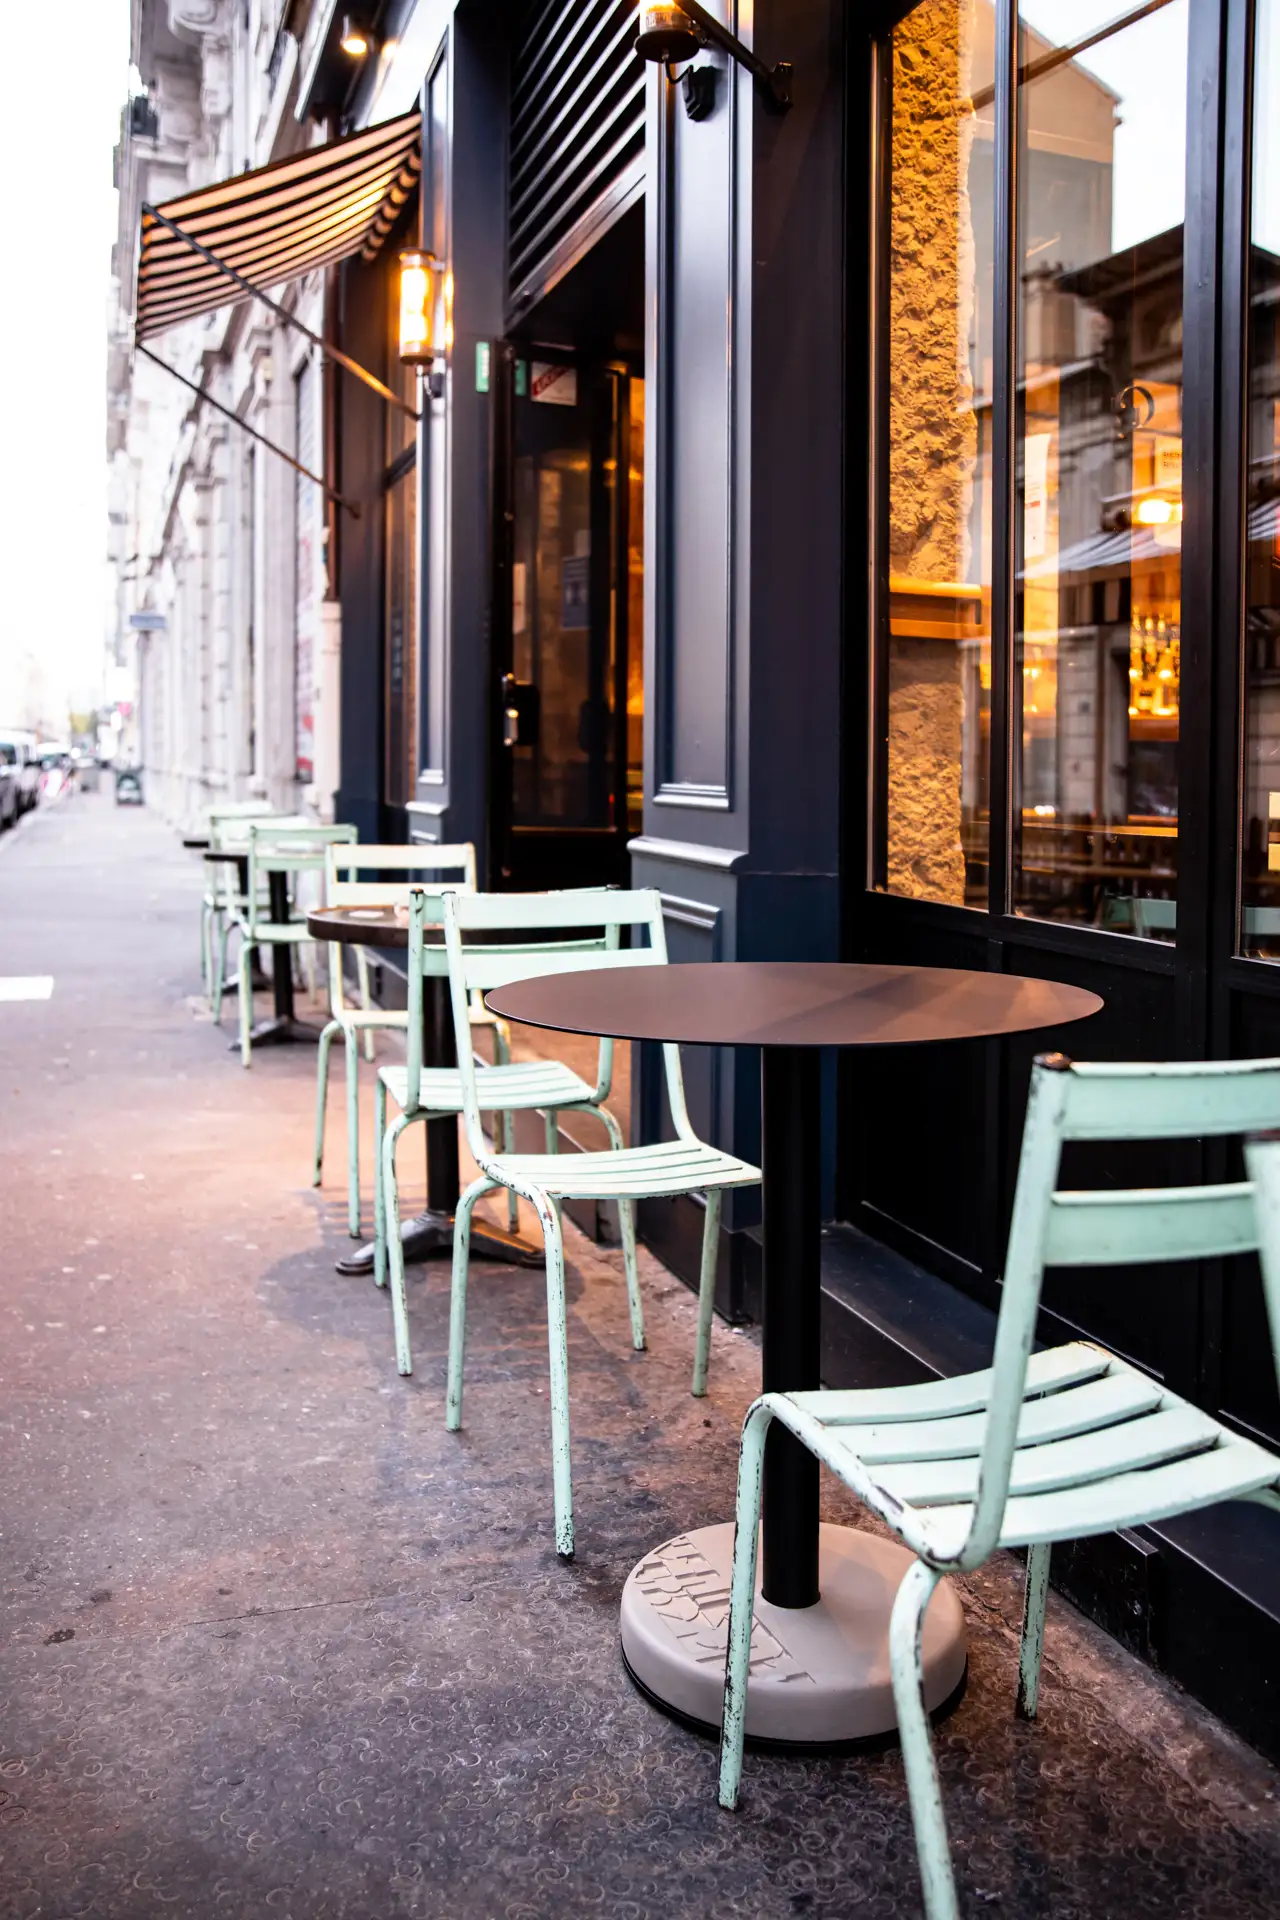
[1243,247,1280,949]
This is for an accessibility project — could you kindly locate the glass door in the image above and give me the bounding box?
[493,354,643,890]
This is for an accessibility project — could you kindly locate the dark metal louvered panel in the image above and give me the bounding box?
[508,0,645,308]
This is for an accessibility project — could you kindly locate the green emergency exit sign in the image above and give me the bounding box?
[476,342,491,393]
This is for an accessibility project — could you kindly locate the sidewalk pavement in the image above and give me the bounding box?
[0,791,1277,1919]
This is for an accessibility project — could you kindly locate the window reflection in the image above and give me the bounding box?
[1013,0,1187,936]
[1241,0,1280,958]
[880,0,994,908]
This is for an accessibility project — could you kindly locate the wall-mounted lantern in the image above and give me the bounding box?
[635,3,791,119]
[398,249,436,365]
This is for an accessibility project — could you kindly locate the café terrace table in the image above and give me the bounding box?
[306,904,544,1276]
[183,825,311,1042]
[488,961,1102,1746]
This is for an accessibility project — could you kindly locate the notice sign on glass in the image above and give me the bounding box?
[531,362,577,406]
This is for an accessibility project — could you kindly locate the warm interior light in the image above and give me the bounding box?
[339,14,370,56]
[1135,496,1176,527]
[398,251,434,365]
[636,3,702,64]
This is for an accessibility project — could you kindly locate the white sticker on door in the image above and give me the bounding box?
[531,362,577,406]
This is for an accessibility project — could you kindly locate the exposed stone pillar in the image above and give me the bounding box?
[885,0,978,906]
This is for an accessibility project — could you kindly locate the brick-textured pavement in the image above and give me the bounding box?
[0,791,1277,1919]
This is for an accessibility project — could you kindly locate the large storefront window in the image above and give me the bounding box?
[1242,0,1280,958]
[1013,0,1187,935]
[873,0,1190,934]
[880,0,994,907]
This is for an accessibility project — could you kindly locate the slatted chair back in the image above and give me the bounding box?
[324,841,477,908]
[243,822,357,935]
[955,1053,1280,1567]
[1241,1131,1280,1396]
[324,843,477,1020]
[435,887,692,1157]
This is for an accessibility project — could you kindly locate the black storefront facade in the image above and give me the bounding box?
[318,0,1279,1759]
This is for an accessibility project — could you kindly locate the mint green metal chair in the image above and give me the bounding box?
[718,1054,1280,1919]
[234,821,357,1067]
[199,801,276,999]
[374,887,645,1379]
[312,842,520,1237]
[429,886,762,1560]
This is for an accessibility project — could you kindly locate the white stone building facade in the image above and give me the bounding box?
[108,0,338,825]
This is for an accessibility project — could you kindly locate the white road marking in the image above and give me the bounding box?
[0,976,54,1001]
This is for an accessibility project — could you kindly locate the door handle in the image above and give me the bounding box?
[503,706,520,747]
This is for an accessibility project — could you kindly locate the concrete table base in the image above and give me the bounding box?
[620,1521,967,1746]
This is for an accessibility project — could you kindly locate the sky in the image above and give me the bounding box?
[1019,0,1189,253]
[0,0,130,734]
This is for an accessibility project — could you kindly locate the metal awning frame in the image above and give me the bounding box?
[140,201,421,424]
[135,342,361,519]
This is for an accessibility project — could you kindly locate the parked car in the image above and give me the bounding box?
[0,737,19,830]
[114,767,144,806]
[8,731,40,813]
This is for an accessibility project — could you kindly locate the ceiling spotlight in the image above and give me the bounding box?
[339,14,372,57]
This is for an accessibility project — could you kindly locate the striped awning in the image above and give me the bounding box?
[136,112,421,341]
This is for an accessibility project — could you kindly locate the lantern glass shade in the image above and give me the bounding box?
[398,250,435,365]
[636,4,701,64]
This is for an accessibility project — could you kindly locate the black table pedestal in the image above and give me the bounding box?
[761,1045,822,1608]
[618,1046,967,1746]
[232,870,324,1049]
[334,975,544,1276]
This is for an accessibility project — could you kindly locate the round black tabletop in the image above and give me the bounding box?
[487,960,1102,1050]
[182,834,210,851]
[201,847,248,866]
[307,905,409,950]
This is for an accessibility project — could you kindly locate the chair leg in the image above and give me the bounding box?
[590,1102,642,1348]
[503,1110,519,1232]
[1017,1542,1051,1720]
[373,1076,388,1290]
[717,1400,772,1810]
[544,1110,559,1154]
[200,900,211,989]
[618,1198,644,1352]
[314,1019,339,1186]
[356,947,375,1062]
[693,1188,722,1397]
[889,1560,960,1920]
[212,915,231,1024]
[538,1194,575,1559]
[382,1111,416,1376]
[446,1174,497,1431]
[493,1024,518,1230]
[238,940,253,1067]
[344,1026,361,1238]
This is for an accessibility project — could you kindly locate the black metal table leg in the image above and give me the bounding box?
[760,1044,822,1609]
[335,975,543,1275]
[233,869,323,1049]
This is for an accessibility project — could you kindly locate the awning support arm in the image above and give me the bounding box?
[136,344,361,518]
[141,203,420,424]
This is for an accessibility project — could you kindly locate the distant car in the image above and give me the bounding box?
[114,767,144,806]
[0,737,19,829]
[1,730,40,813]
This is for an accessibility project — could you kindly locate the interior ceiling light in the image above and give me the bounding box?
[339,14,372,57]
[636,3,792,119]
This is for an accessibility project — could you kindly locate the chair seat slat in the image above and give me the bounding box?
[990,1435,1280,1545]
[827,1369,1164,1465]
[880,1405,1220,1507]
[786,1341,1109,1427]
